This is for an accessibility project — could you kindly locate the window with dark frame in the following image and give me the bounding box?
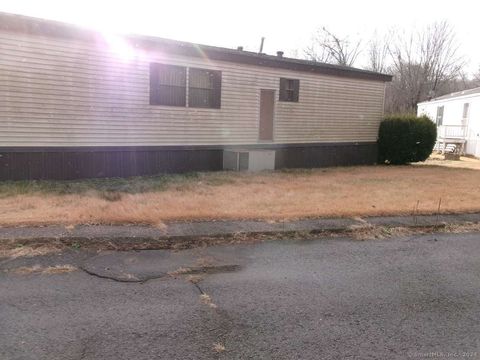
[279,78,299,102]
[150,63,186,107]
[188,68,222,108]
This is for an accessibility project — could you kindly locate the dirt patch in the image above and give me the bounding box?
[1,165,480,227]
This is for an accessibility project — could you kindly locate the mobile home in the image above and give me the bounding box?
[417,87,480,157]
[0,12,392,180]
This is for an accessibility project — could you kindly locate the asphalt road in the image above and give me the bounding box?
[1,232,480,359]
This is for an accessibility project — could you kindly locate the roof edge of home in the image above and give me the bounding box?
[418,86,480,105]
[0,11,392,82]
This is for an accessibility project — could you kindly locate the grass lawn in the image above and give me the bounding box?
[1,160,480,227]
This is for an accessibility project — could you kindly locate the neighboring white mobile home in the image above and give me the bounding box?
[417,87,480,157]
[0,12,392,180]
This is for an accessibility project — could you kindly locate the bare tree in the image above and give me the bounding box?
[304,27,361,67]
[366,31,390,73]
[387,21,464,113]
[474,66,480,85]
[438,72,478,93]
[299,21,466,113]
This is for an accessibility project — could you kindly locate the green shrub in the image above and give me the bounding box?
[378,115,437,165]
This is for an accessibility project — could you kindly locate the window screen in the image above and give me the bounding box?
[188,68,222,108]
[279,78,299,102]
[150,63,186,106]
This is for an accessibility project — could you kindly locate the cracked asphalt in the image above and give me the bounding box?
[1,232,480,359]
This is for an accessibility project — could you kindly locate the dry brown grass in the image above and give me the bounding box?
[200,293,218,309]
[186,274,204,284]
[349,224,418,241]
[167,267,192,276]
[0,243,65,259]
[417,154,480,170]
[9,264,77,275]
[1,163,480,227]
[212,343,226,353]
[3,222,480,260]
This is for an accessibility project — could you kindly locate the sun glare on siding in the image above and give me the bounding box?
[100,32,136,61]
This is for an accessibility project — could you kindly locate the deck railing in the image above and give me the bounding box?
[437,125,467,140]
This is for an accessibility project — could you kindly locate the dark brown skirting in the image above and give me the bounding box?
[0,148,223,181]
[274,142,378,169]
[0,143,377,181]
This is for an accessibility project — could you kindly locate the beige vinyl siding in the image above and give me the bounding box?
[0,31,386,147]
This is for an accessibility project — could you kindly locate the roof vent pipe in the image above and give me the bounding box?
[259,37,265,53]
[276,51,284,58]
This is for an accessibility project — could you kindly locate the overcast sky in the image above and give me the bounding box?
[1,0,478,75]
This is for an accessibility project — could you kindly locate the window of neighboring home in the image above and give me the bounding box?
[436,105,444,126]
[279,78,299,102]
[188,68,222,108]
[462,103,470,125]
[149,63,186,106]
